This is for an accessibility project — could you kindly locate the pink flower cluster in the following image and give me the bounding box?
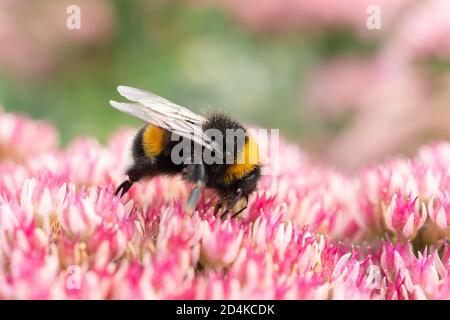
[0,108,58,161]
[1,110,450,300]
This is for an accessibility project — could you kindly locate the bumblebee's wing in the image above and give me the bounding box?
[110,86,222,155]
[116,86,205,125]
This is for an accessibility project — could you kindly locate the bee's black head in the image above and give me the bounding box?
[203,111,261,213]
[218,166,261,208]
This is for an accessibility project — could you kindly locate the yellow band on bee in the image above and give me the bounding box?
[224,136,259,185]
[142,125,166,157]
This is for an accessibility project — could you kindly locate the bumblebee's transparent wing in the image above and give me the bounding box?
[116,86,205,125]
[110,86,222,155]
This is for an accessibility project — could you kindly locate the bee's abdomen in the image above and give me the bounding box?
[142,124,167,157]
[131,124,168,160]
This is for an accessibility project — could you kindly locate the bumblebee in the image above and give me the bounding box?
[110,86,261,218]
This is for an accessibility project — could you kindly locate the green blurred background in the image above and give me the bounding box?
[0,1,319,144]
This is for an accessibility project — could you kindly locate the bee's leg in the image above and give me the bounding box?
[115,158,156,197]
[220,208,230,220]
[213,202,223,216]
[231,196,248,218]
[220,206,231,220]
[115,180,133,196]
[184,163,207,213]
[220,198,237,220]
[221,196,248,219]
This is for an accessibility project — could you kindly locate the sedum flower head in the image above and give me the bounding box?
[1,109,450,299]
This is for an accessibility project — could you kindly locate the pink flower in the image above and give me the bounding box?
[378,242,450,299]
[0,111,58,161]
[383,192,427,240]
[201,219,243,269]
[428,194,450,239]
